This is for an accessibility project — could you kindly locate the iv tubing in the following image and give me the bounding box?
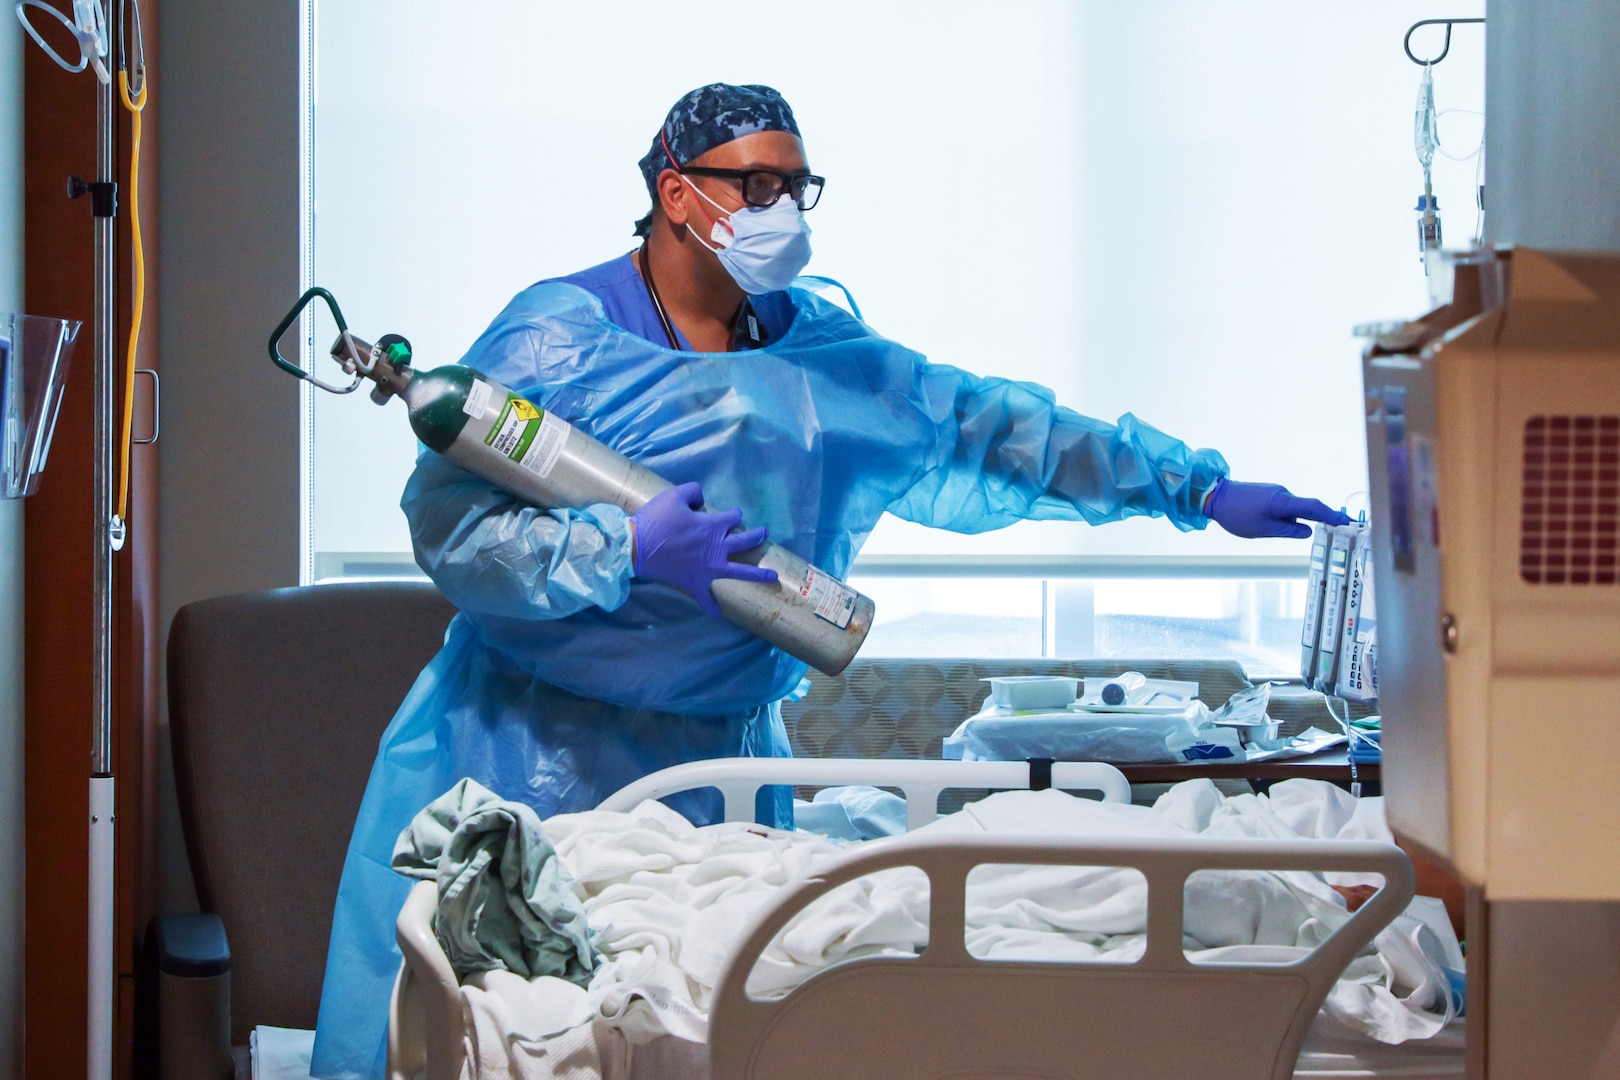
[14,0,88,73]
[115,63,144,523]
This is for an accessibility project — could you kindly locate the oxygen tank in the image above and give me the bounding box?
[268,289,874,675]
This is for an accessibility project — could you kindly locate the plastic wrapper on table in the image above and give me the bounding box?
[943,704,1206,764]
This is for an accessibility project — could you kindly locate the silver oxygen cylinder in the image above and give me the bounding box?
[347,332,875,676]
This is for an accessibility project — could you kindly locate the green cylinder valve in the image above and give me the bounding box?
[378,334,414,368]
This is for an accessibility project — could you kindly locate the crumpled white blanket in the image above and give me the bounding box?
[458,971,618,1080]
[457,779,1462,1080]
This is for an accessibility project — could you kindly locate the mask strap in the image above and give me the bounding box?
[683,220,723,252]
[660,130,729,233]
[681,177,729,226]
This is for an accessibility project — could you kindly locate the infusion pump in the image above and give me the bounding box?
[1362,248,1620,900]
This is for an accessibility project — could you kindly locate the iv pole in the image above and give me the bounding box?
[88,36,116,1080]
[15,0,127,1068]
[86,2,117,1075]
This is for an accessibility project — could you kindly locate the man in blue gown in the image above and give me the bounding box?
[311,82,1350,1078]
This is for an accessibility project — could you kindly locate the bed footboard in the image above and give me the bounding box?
[389,758,1402,1080]
[708,833,1415,1080]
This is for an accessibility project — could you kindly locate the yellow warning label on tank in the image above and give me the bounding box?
[486,394,544,462]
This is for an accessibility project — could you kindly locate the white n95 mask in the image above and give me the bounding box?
[684,181,813,295]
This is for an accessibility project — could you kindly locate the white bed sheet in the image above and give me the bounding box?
[250,1026,316,1080]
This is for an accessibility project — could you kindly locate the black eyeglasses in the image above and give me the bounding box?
[679,167,825,211]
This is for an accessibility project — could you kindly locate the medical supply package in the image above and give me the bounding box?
[1208,682,1283,745]
[943,703,1209,764]
[1077,675,1198,708]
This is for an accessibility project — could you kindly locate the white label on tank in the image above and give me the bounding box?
[518,409,570,479]
[463,378,493,418]
[801,568,856,629]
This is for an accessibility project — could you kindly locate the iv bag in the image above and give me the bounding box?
[1414,64,1439,173]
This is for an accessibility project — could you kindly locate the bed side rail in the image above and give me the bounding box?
[710,833,1415,1080]
[595,757,1132,829]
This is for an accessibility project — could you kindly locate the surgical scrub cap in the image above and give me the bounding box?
[633,82,801,237]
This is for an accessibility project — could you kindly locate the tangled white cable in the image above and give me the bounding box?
[15,0,110,83]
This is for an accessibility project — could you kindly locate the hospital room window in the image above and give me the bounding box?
[304,1,1482,676]
[850,575,1310,673]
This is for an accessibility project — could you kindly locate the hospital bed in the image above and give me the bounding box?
[387,757,1459,1080]
[155,580,1381,1073]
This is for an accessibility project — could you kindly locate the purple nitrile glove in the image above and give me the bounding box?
[630,481,779,616]
[1204,478,1353,539]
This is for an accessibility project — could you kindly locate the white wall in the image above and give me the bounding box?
[0,11,24,1077]
[157,0,305,912]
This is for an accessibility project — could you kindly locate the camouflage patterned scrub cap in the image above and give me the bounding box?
[633,82,800,237]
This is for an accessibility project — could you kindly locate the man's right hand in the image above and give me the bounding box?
[630,482,779,616]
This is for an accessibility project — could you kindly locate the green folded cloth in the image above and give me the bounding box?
[393,778,596,985]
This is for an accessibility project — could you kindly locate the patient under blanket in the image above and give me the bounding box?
[396,779,1464,1080]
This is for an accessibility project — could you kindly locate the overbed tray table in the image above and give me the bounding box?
[1115,745,1381,789]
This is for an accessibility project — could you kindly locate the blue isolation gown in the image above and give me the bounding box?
[310,254,1229,1079]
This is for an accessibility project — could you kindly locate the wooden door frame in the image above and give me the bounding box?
[22,1,160,1075]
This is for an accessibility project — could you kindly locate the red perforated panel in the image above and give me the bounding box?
[1520,416,1620,585]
